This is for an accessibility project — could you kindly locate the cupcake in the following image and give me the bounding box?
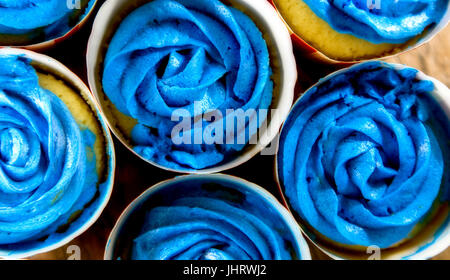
[0,0,97,47]
[272,0,449,61]
[105,174,311,260]
[87,0,296,173]
[0,49,115,259]
[277,61,450,259]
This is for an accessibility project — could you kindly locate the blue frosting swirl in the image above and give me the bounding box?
[302,0,448,43]
[0,0,95,42]
[131,180,296,260]
[278,62,449,248]
[103,0,273,170]
[0,55,99,247]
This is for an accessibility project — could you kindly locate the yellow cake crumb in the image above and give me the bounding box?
[37,72,105,177]
[105,98,138,140]
[274,0,418,61]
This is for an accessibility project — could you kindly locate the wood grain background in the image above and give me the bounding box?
[28,2,449,260]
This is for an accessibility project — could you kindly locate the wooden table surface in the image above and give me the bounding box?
[28,3,449,260]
